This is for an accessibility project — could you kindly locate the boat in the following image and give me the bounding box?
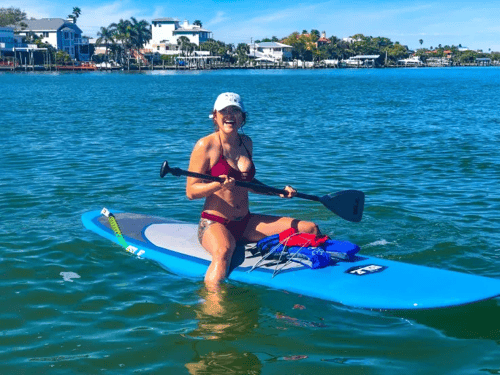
[398,56,424,67]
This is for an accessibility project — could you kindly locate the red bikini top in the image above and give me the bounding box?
[210,134,256,182]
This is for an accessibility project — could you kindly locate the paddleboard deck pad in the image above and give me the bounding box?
[82,209,500,310]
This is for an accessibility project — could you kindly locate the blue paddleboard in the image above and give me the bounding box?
[81,210,500,310]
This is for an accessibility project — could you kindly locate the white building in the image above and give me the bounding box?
[148,18,212,55]
[15,18,89,61]
[248,42,292,62]
[342,36,363,44]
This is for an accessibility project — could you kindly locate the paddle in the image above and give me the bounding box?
[160,160,365,223]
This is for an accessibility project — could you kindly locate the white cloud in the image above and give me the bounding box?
[0,0,55,19]
[206,11,229,27]
[78,0,155,36]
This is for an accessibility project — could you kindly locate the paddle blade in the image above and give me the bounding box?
[319,190,365,223]
[160,161,170,178]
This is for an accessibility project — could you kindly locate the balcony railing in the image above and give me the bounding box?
[74,38,89,45]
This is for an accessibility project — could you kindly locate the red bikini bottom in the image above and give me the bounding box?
[200,211,251,242]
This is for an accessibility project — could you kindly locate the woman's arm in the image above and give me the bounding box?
[186,138,222,200]
[248,179,296,198]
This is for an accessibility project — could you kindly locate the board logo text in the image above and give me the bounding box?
[345,264,387,276]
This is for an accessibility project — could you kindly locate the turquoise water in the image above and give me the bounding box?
[1,68,500,374]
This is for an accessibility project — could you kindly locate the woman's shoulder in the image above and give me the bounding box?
[240,134,253,154]
[239,134,253,146]
[193,133,218,151]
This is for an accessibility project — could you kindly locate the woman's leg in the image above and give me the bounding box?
[242,213,320,242]
[200,222,237,289]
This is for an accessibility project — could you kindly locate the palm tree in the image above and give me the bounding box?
[236,43,249,65]
[129,17,152,70]
[177,36,192,56]
[96,26,115,62]
[200,39,219,56]
[419,39,423,47]
[68,7,81,23]
[110,19,132,69]
[73,7,81,19]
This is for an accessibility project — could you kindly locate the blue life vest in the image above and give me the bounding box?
[255,233,360,269]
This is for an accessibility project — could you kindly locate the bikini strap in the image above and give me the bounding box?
[239,134,252,158]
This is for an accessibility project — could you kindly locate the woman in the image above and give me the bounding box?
[187,92,320,288]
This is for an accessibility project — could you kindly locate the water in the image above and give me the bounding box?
[1,67,500,374]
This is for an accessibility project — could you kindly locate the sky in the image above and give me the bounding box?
[6,0,500,51]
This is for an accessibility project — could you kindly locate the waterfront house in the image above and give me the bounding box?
[148,18,212,55]
[1,26,47,66]
[248,42,292,62]
[476,58,491,66]
[0,27,16,52]
[426,57,451,67]
[15,18,89,61]
[316,31,330,47]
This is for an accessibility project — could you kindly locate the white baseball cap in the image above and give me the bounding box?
[213,92,245,113]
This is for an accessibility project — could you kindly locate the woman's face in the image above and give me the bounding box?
[215,106,244,133]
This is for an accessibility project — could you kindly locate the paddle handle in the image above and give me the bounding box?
[160,161,319,200]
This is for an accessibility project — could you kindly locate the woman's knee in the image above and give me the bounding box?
[210,245,235,263]
[299,221,320,235]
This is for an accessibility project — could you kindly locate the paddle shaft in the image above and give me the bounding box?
[163,166,320,201]
[160,160,364,222]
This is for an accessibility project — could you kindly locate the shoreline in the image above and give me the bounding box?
[1,62,498,73]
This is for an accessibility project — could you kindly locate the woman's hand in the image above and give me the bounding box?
[280,185,297,198]
[219,175,236,191]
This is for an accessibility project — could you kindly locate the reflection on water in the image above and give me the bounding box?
[185,350,261,375]
[185,283,263,374]
[188,283,260,341]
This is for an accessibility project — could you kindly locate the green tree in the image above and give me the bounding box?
[55,50,71,65]
[310,29,320,42]
[384,42,409,64]
[200,39,219,55]
[129,17,151,70]
[236,43,249,65]
[96,26,115,61]
[68,6,81,23]
[193,20,202,27]
[0,7,26,27]
[282,31,318,61]
[419,39,423,46]
[177,36,193,56]
[458,50,478,64]
[160,54,174,68]
[109,19,133,68]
